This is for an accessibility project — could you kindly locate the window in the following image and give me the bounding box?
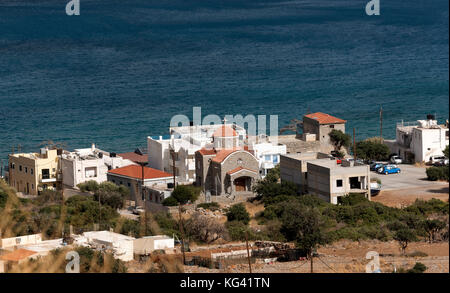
[19,165,22,172]
[273,156,278,163]
[265,155,271,161]
[31,184,34,190]
[25,167,28,173]
[31,168,33,175]
[85,167,97,178]
[330,125,334,128]
[127,183,131,187]
[336,179,343,187]
[42,169,50,179]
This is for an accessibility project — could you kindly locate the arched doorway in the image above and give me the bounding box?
[233,176,252,192]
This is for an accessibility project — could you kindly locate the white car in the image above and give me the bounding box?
[390,155,402,164]
[429,155,449,166]
[132,206,145,215]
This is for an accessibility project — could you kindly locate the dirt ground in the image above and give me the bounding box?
[372,184,449,208]
[184,240,449,273]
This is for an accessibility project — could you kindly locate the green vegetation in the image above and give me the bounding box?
[329,129,351,155]
[93,182,130,210]
[426,166,449,181]
[226,203,250,225]
[252,165,298,205]
[77,180,99,193]
[163,184,201,205]
[196,202,220,211]
[396,262,427,273]
[443,145,449,159]
[354,139,390,161]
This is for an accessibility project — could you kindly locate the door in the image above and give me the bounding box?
[234,177,246,192]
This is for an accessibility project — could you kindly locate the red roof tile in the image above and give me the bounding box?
[108,165,172,180]
[212,125,238,137]
[197,148,217,156]
[0,249,37,262]
[304,112,346,124]
[118,152,148,163]
[227,166,257,175]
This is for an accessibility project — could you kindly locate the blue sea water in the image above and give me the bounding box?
[0,0,448,162]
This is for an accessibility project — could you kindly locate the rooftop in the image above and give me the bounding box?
[304,112,346,124]
[227,166,257,175]
[118,152,148,163]
[0,248,37,262]
[212,125,238,137]
[108,165,172,180]
[83,231,136,242]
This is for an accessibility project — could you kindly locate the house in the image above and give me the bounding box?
[107,165,173,206]
[8,148,60,195]
[118,148,148,164]
[280,154,370,204]
[77,231,135,262]
[384,115,449,163]
[249,137,287,177]
[302,112,347,152]
[195,125,259,198]
[61,144,136,188]
[147,123,246,183]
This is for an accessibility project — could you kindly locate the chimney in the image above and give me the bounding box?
[91,143,96,152]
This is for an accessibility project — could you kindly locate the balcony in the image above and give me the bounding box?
[39,173,60,183]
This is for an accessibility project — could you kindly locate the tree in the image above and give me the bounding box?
[171,185,199,205]
[394,229,417,254]
[252,165,298,204]
[422,219,446,243]
[186,212,226,244]
[93,182,129,210]
[407,262,427,273]
[354,139,390,161]
[279,202,328,272]
[329,130,351,153]
[226,203,250,225]
[443,145,449,158]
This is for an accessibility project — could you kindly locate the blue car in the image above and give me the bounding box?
[377,165,401,175]
[370,162,385,171]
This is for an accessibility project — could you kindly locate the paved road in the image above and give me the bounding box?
[371,164,447,191]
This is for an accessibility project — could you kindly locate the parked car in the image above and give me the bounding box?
[370,162,385,171]
[429,155,449,166]
[377,165,401,175]
[132,206,145,215]
[390,155,402,164]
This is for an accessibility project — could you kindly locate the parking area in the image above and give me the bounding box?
[371,164,447,191]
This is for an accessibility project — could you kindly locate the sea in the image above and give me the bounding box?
[0,0,448,163]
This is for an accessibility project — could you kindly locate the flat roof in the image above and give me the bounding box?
[308,160,369,175]
[141,235,173,240]
[83,231,136,242]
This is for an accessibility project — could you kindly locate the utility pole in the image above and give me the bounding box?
[380,106,383,141]
[245,231,252,273]
[170,147,176,188]
[353,128,356,160]
[178,203,186,265]
[310,251,314,273]
[138,162,148,235]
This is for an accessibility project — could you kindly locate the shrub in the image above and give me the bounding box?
[162,196,178,206]
[77,180,99,192]
[407,262,427,273]
[171,185,199,204]
[338,193,369,206]
[226,203,250,225]
[197,202,220,211]
[426,166,449,181]
[225,221,257,241]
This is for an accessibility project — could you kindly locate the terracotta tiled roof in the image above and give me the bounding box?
[0,249,37,262]
[118,152,148,163]
[211,148,254,163]
[212,125,238,137]
[304,112,346,124]
[197,148,217,156]
[108,165,172,180]
[227,166,257,175]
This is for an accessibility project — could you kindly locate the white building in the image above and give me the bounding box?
[385,115,449,163]
[77,231,135,262]
[133,235,174,255]
[147,123,246,183]
[250,136,287,177]
[61,144,136,188]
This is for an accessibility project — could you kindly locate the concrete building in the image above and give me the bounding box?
[133,235,174,255]
[107,165,173,206]
[195,125,260,199]
[385,115,449,163]
[280,152,331,193]
[302,112,347,151]
[280,154,370,204]
[78,231,135,262]
[8,148,61,195]
[147,123,246,183]
[61,144,136,188]
[118,148,148,164]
